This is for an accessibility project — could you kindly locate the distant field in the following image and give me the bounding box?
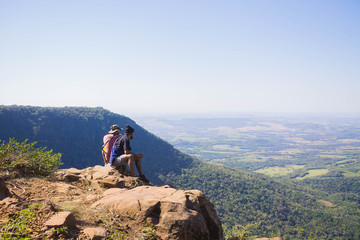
[343,170,360,177]
[256,165,305,177]
[212,144,239,151]
[296,169,330,179]
[317,154,346,159]
[137,115,360,180]
[318,200,335,208]
[200,150,236,154]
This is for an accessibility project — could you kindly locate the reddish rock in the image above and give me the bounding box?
[98,176,125,188]
[44,211,76,228]
[66,168,82,175]
[64,174,81,182]
[0,178,11,200]
[91,185,223,240]
[92,165,116,180]
[83,227,107,240]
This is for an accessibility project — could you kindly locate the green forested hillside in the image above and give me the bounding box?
[1,105,359,239]
[0,105,193,184]
[163,162,360,239]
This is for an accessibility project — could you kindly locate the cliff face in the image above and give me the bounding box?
[0,165,223,240]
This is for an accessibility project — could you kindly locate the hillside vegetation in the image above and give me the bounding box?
[137,116,360,180]
[0,138,62,179]
[0,105,192,184]
[163,162,360,239]
[1,105,360,239]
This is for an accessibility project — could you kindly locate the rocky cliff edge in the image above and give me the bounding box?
[0,165,223,240]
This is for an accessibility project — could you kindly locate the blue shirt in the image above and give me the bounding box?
[109,135,131,166]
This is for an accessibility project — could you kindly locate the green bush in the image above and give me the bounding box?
[224,225,250,240]
[0,138,62,179]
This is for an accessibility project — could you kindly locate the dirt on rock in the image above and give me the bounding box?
[0,165,154,240]
[1,165,223,240]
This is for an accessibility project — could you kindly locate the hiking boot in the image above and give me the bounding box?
[139,174,150,184]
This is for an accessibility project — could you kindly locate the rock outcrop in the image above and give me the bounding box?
[83,227,107,240]
[44,211,77,228]
[0,165,224,240]
[92,185,223,240]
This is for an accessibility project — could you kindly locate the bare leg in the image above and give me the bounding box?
[128,155,135,176]
[119,154,136,177]
[120,154,143,177]
[135,157,143,176]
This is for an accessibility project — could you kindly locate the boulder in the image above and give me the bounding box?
[44,211,76,228]
[98,176,125,188]
[0,196,17,207]
[64,174,81,182]
[0,178,11,200]
[66,168,83,175]
[92,165,116,180]
[86,164,130,180]
[91,185,223,240]
[83,227,107,240]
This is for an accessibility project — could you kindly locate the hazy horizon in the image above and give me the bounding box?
[2,104,360,120]
[1,1,359,117]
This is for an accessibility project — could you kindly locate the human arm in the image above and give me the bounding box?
[123,137,143,158]
[124,149,143,158]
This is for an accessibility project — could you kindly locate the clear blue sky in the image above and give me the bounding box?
[1,0,359,117]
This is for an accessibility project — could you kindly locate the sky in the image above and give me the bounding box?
[1,0,359,118]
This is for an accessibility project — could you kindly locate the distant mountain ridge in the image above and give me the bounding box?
[0,105,193,184]
[1,105,359,239]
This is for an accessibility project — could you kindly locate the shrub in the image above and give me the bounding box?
[225,225,250,240]
[0,138,62,179]
[142,227,159,240]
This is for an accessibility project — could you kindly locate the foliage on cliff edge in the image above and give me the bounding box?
[0,138,62,179]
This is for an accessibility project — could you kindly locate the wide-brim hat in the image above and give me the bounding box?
[108,124,123,134]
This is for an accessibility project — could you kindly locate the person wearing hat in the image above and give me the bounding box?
[110,124,149,183]
[102,124,123,165]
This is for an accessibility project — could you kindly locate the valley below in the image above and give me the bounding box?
[136,114,360,180]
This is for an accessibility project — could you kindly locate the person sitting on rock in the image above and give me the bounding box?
[102,124,123,166]
[109,124,150,183]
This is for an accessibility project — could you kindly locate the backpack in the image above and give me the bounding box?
[101,134,121,164]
